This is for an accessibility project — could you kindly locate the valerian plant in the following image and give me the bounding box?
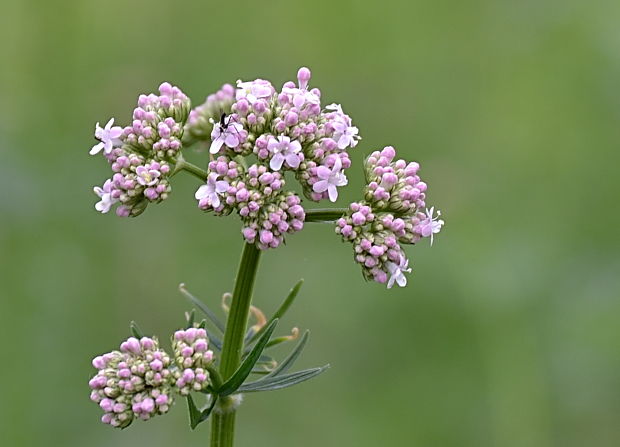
[87,67,444,446]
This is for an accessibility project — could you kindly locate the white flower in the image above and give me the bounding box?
[93,179,117,213]
[235,79,273,104]
[386,257,411,289]
[195,173,229,208]
[90,118,123,155]
[332,119,359,149]
[267,136,302,171]
[415,207,444,245]
[312,156,348,202]
[209,115,244,154]
[135,166,161,186]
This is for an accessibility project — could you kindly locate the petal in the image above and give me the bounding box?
[270,154,284,171]
[285,153,300,169]
[293,94,305,109]
[312,180,328,193]
[109,127,123,139]
[105,118,114,129]
[316,166,331,179]
[396,273,407,287]
[224,133,239,148]
[327,184,338,202]
[215,181,229,193]
[338,135,349,149]
[195,185,209,200]
[210,138,224,154]
[335,173,348,187]
[333,156,342,172]
[90,142,104,155]
[387,276,395,289]
[211,194,221,208]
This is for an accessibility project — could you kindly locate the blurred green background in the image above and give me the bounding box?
[1,0,619,446]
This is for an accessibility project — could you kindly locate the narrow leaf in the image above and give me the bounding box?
[205,328,222,351]
[179,284,226,333]
[218,319,279,396]
[238,366,329,393]
[186,309,196,327]
[249,279,303,344]
[267,330,309,377]
[186,395,202,429]
[129,321,144,339]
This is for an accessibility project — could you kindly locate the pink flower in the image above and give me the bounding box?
[332,118,359,149]
[267,136,302,171]
[195,173,229,208]
[90,118,123,155]
[135,166,161,186]
[313,157,348,202]
[235,79,274,104]
[415,207,444,245]
[93,179,117,213]
[386,257,411,288]
[209,115,244,154]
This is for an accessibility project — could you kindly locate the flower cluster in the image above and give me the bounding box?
[90,82,191,217]
[335,146,444,288]
[88,337,175,428]
[188,67,360,249]
[172,328,214,395]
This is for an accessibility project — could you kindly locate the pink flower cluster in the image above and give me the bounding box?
[335,147,444,288]
[241,192,306,250]
[88,337,175,428]
[195,155,304,249]
[91,82,190,217]
[96,153,173,217]
[187,67,360,249]
[172,328,214,395]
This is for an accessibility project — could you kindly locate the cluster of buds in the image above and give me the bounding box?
[88,337,175,428]
[172,327,214,395]
[90,82,191,216]
[335,146,444,288]
[188,67,360,249]
[183,83,235,145]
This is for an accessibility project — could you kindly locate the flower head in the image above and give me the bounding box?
[90,118,123,155]
[89,336,175,428]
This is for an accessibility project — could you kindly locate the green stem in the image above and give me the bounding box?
[172,156,209,181]
[305,208,348,222]
[211,243,262,447]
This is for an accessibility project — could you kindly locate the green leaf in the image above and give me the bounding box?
[218,319,279,396]
[187,394,218,430]
[205,328,223,351]
[179,283,226,333]
[238,366,329,393]
[248,279,303,344]
[186,309,196,327]
[129,321,143,339]
[186,395,202,429]
[267,330,309,377]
